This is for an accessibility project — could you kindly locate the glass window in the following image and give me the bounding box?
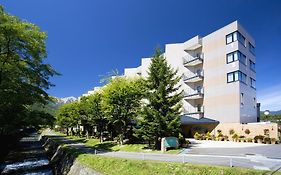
[249,42,255,54]
[233,32,238,41]
[241,93,244,106]
[234,71,239,81]
[233,52,238,61]
[227,73,234,82]
[250,60,255,71]
[227,71,247,84]
[227,54,233,63]
[226,34,233,44]
[250,78,256,88]
[238,32,246,46]
[226,51,246,64]
[226,31,246,46]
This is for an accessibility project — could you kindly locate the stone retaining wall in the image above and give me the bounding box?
[40,136,102,175]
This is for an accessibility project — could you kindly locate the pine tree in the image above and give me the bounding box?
[136,48,182,149]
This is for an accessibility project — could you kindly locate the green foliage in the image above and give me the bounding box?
[135,48,182,149]
[244,129,250,135]
[0,6,58,135]
[229,129,235,135]
[79,92,106,141]
[56,102,80,129]
[102,77,144,145]
[260,114,281,124]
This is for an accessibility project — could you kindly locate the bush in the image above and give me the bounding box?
[205,132,212,140]
[254,135,264,141]
[232,134,239,141]
[194,132,202,140]
[244,129,250,135]
[217,129,222,133]
[247,138,253,142]
[224,135,229,141]
[179,133,188,147]
[271,138,276,144]
[229,129,235,135]
[264,137,271,143]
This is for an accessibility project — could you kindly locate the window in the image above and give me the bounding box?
[250,78,256,88]
[250,60,255,71]
[254,98,256,108]
[227,71,247,84]
[226,31,246,46]
[249,42,255,54]
[226,50,246,64]
[241,93,244,106]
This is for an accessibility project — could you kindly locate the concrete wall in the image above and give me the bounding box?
[213,123,280,139]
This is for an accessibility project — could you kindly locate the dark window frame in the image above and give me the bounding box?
[226,50,247,65]
[227,70,247,84]
[249,42,255,55]
[249,60,256,72]
[250,77,256,89]
[226,31,246,47]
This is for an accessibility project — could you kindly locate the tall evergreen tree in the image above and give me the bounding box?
[135,48,182,149]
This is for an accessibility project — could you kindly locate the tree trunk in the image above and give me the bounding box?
[66,128,69,136]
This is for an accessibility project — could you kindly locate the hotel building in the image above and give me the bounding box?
[124,21,259,136]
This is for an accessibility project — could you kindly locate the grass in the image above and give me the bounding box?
[54,132,182,154]
[77,153,276,175]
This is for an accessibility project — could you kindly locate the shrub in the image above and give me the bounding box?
[247,138,253,142]
[217,132,223,137]
[254,135,264,141]
[224,135,229,141]
[217,129,222,133]
[194,132,202,140]
[271,138,276,144]
[205,132,212,140]
[179,133,188,147]
[264,137,271,143]
[244,129,250,135]
[229,129,235,135]
[232,133,239,141]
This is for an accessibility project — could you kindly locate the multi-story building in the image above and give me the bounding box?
[124,21,258,136]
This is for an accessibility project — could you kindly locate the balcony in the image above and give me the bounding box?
[183,35,202,51]
[183,70,204,83]
[183,89,204,100]
[183,53,204,67]
[182,106,204,119]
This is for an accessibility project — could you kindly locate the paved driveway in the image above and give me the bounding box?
[185,139,281,158]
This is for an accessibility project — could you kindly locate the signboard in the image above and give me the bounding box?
[161,137,179,152]
[164,137,179,147]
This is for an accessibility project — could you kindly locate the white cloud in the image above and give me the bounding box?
[258,83,281,111]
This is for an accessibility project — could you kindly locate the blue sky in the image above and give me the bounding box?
[1,0,281,111]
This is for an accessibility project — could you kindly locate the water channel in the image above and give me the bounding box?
[0,132,53,175]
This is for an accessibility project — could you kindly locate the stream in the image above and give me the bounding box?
[0,132,53,175]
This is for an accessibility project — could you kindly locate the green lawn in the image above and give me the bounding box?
[55,133,182,154]
[77,153,275,175]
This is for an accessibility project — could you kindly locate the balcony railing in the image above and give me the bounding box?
[182,106,204,119]
[183,70,204,83]
[183,53,203,67]
[183,88,204,100]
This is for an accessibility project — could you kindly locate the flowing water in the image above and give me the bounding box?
[0,132,53,175]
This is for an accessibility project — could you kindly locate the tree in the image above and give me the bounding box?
[0,6,58,135]
[102,77,144,145]
[79,92,107,141]
[56,102,79,136]
[135,48,182,149]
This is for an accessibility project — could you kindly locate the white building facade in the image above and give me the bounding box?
[124,21,257,125]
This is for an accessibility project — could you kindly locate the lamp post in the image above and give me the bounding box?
[264,110,270,121]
